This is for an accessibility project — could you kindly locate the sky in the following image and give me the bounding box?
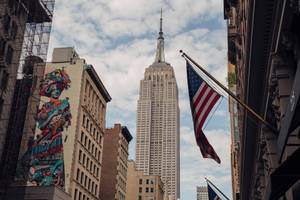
[47,0,232,199]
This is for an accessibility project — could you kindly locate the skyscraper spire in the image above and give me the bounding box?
[154,9,165,64]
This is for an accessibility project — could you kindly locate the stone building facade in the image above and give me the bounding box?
[99,124,132,200]
[126,160,164,200]
[41,47,111,200]
[224,0,300,199]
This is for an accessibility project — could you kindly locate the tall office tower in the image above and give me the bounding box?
[100,124,132,200]
[0,0,55,190]
[135,13,180,200]
[197,186,208,200]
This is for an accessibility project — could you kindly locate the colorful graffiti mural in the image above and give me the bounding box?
[16,68,71,190]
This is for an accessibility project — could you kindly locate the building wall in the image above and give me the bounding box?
[225,0,300,199]
[126,160,164,200]
[136,65,180,199]
[0,0,28,185]
[100,124,131,200]
[227,61,240,200]
[24,47,110,200]
[197,186,208,200]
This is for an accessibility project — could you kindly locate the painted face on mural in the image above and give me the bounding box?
[40,68,71,99]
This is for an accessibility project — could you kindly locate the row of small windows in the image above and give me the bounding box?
[73,188,90,200]
[76,169,98,196]
[78,149,100,178]
[80,131,101,161]
[82,114,102,144]
[84,80,105,123]
[139,179,154,184]
[138,187,154,193]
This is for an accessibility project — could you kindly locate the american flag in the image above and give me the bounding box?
[208,184,221,200]
[186,60,221,164]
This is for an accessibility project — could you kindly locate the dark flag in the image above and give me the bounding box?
[186,60,221,164]
[208,184,222,200]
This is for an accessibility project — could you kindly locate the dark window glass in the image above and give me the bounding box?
[139,187,142,193]
[76,168,80,180]
[146,187,149,193]
[151,188,154,193]
[10,21,18,40]
[1,70,9,90]
[146,179,149,184]
[6,45,13,64]
[138,196,142,200]
[81,132,84,143]
[139,179,142,184]
[74,188,78,200]
[0,36,6,56]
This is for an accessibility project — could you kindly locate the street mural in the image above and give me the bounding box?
[16,68,71,190]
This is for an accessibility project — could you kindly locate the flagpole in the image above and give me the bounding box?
[180,50,278,134]
[205,178,230,200]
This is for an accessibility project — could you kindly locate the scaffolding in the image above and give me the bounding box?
[0,0,55,192]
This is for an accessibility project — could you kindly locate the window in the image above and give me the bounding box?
[81,132,84,143]
[74,188,78,200]
[139,187,142,193]
[92,182,94,193]
[88,140,91,150]
[6,45,13,64]
[84,175,87,187]
[82,154,86,166]
[84,136,87,146]
[151,188,154,193]
[1,70,9,91]
[146,187,149,193]
[76,168,80,181]
[83,195,85,200]
[0,36,6,56]
[82,115,85,127]
[150,180,154,184]
[138,196,142,200]
[139,179,142,184]
[88,179,91,190]
[79,192,82,200]
[146,179,149,184]
[10,21,18,40]
[98,151,100,160]
[80,172,84,184]
[86,119,89,130]
[86,157,89,169]
[95,184,98,195]
[78,150,82,163]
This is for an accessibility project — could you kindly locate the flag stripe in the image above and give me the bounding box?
[198,94,221,129]
[195,92,218,132]
[192,82,206,102]
[194,89,214,126]
[192,85,211,117]
[192,82,207,104]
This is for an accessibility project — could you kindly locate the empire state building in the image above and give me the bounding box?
[135,12,180,200]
